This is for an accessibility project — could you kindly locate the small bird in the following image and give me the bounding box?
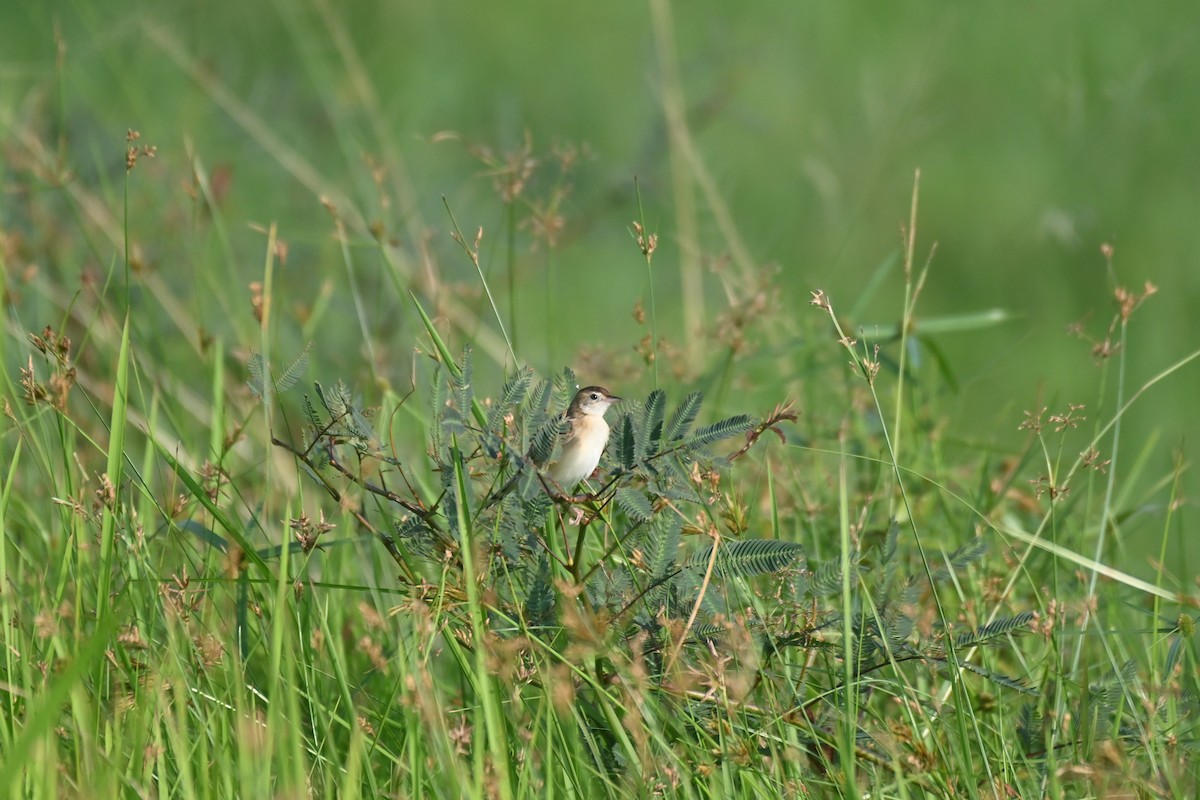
[486,385,621,507]
[547,386,622,491]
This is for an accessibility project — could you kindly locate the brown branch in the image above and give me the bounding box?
[727,399,799,463]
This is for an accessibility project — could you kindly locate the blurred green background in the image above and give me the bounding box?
[3,1,1197,574]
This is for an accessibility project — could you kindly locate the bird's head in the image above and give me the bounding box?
[569,386,621,418]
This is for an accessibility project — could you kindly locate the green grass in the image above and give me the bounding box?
[3,2,1200,798]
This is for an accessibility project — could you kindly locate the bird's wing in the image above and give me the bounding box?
[557,412,580,445]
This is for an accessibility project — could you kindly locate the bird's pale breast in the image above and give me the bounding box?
[549,415,610,487]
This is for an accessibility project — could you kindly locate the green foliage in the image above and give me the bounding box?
[523,555,555,630]
[684,538,805,580]
[263,369,1071,791]
[684,414,754,450]
[615,413,637,471]
[527,412,567,470]
[931,535,990,582]
[247,344,312,400]
[663,390,703,443]
[486,366,533,434]
[6,17,1197,790]
[614,486,653,523]
[453,343,474,423]
[639,388,666,459]
[10,316,1195,799]
[955,610,1038,648]
[808,554,856,598]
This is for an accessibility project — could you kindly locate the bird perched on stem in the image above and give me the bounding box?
[547,386,622,491]
[487,385,621,506]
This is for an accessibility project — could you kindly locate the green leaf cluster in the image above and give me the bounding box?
[269,355,1048,781]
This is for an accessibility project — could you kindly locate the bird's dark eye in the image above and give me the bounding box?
[590,392,600,400]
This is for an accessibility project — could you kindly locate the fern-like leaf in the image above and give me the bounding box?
[648,515,682,577]
[808,557,855,598]
[521,491,554,523]
[1015,703,1044,753]
[529,413,568,467]
[1091,661,1138,711]
[686,623,727,646]
[587,566,632,612]
[954,611,1035,648]
[686,539,805,579]
[493,493,528,561]
[529,378,551,414]
[685,414,754,449]
[881,518,900,589]
[314,381,348,420]
[524,555,556,629]
[454,344,474,417]
[652,454,695,489]
[487,367,533,433]
[395,515,439,558]
[440,406,467,439]
[552,368,577,410]
[931,536,988,582]
[273,343,312,393]
[348,405,377,450]
[1164,633,1184,678]
[428,369,446,460]
[953,659,1039,695]
[638,515,683,613]
[617,414,636,471]
[640,389,666,458]
[302,394,322,430]
[247,352,266,399]
[306,443,330,472]
[523,379,552,446]
[615,487,653,522]
[664,391,703,443]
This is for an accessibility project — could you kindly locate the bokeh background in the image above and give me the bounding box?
[4,1,1198,574]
